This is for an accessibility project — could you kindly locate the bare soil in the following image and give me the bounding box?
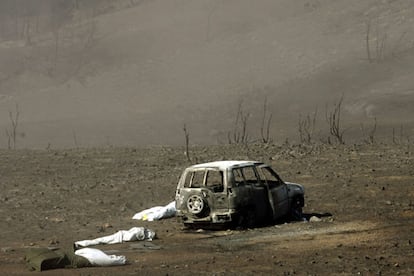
[0,143,413,275]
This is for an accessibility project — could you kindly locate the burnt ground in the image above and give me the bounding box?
[0,143,413,275]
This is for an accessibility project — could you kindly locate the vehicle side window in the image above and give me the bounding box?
[205,170,224,193]
[183,172,192,188]
[241,166,260,185]
[232,168,245,186]
[188,170,205,188]
[258,167,282,188]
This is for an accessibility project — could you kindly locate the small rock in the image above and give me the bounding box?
[309,216,322,222]
[103,222,113,229]
[49,238,59,245]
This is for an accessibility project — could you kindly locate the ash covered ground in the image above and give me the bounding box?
[0,143,413,275]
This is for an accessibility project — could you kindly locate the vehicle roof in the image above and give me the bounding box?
[189,160,263,170]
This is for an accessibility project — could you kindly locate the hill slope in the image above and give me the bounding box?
[0,0,413,148]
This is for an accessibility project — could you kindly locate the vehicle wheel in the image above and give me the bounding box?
[239,208,256,229]
[290,197,304,221]
[187,194,205,215]
[245,209,256,228]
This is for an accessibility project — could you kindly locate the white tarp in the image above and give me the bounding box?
[74,227,156,248]
[74,248,126,266]
[132,201,176,221]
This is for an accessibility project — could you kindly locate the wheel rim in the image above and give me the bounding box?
[187,195,204,215]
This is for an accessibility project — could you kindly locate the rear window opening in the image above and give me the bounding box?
[183,169,224,193]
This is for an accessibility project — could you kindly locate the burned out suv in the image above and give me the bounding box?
[175,161,305,228]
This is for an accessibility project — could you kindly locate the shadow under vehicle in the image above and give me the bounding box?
[175,161,305,229]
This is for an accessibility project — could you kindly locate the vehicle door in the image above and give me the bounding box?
[257,165,289,219]
[228,167,251,209]
[240,166,268,222]
[204,169,228,210]
[176,168,206,214]
[177,168,227,216]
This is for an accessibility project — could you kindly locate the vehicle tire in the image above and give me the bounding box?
[239,207,256,229]
[290,196,304,221]
[245,209,256,228]
[187,194,206,216]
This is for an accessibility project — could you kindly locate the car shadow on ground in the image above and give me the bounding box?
[180,212,334,232]
[272,211,333,226]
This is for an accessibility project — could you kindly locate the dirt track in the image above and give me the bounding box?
[0,143,413,275]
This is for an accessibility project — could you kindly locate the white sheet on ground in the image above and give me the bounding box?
[75,248,126,266]
[75,227,155,247]
[132,201,176,221]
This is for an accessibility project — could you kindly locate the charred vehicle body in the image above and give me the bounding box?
[175,161,305,228]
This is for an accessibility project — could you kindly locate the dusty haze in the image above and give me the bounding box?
[1,0,414,148]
